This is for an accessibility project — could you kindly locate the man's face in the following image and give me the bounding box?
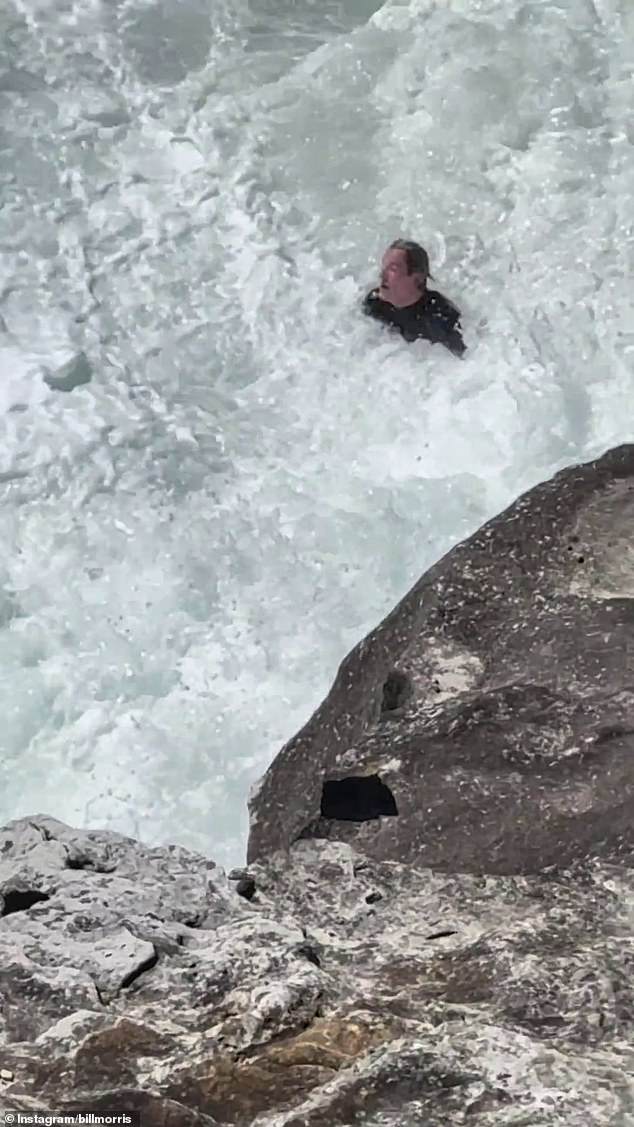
[378,247,422,307]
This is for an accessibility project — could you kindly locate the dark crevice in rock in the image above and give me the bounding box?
[594,725,634,746]
[295,942,321,968]
[235,876,257,901]
[426,929,458,940]
[182,914,202,928]
[29,821,52,841]
[381,670,410,713]
[321,776,399,822]
[365,891,383,905]
[64,849,117,873]
[65,855,92,871]
[1,888,51,916]
[120,948,159,991]
[294,817,321,842]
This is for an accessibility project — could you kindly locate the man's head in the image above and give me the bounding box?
[378,239,431,307]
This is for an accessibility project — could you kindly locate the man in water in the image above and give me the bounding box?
[363,239,466,356]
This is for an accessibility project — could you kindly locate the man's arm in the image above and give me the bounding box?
[427,291,466,356]
[362,288,381,317]
[426,316,467,356]
[444,324,466,356]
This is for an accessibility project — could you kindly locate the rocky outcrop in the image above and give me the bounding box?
[2,815,634,1125]
[248,444,634,874]
[4,446,634,1124]
[0,816,324,1125]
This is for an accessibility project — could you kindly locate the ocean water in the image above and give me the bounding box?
[1,0,633,869]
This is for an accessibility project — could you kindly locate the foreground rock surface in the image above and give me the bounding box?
[4,447,634,1124]
[248,444,634,874]
[1,816,634,1125]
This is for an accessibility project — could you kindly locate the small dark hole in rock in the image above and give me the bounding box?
[120,949,159,990]
[426,929,457,940]
[65,856,87,870]
[321,775,399,822]
[296,943,321,968]
[381,671,410,713]
[577,556,585,564]
[64,849,116,873]
[365,891,383,905]
[595,725,632,745]
[236,876,257,901]
[2,889,50,916]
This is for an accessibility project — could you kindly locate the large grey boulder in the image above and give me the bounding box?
[0,816,322,1124]
[1,816,633,1125]
[248,444,634,874]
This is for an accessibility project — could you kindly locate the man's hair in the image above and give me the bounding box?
[389,238,433,282]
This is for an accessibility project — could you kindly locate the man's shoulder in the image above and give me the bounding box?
[363,288,392,319]
[426,289,461,326]
[363,287,382,308]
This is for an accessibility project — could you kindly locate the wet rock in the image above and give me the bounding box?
[365,890,383,905]
[248,444,634,875]
[0,818,633,1123]
[235,876,256,901]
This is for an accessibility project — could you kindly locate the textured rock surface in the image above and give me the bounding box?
[248,444,634,874]
[2,817,634,1125]
[4,448,634,1124]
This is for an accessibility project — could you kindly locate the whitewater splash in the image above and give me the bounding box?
[0,0,632,867]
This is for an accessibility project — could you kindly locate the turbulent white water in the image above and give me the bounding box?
[1,0,633,869]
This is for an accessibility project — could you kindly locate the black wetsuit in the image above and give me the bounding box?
[363,288,466,356]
